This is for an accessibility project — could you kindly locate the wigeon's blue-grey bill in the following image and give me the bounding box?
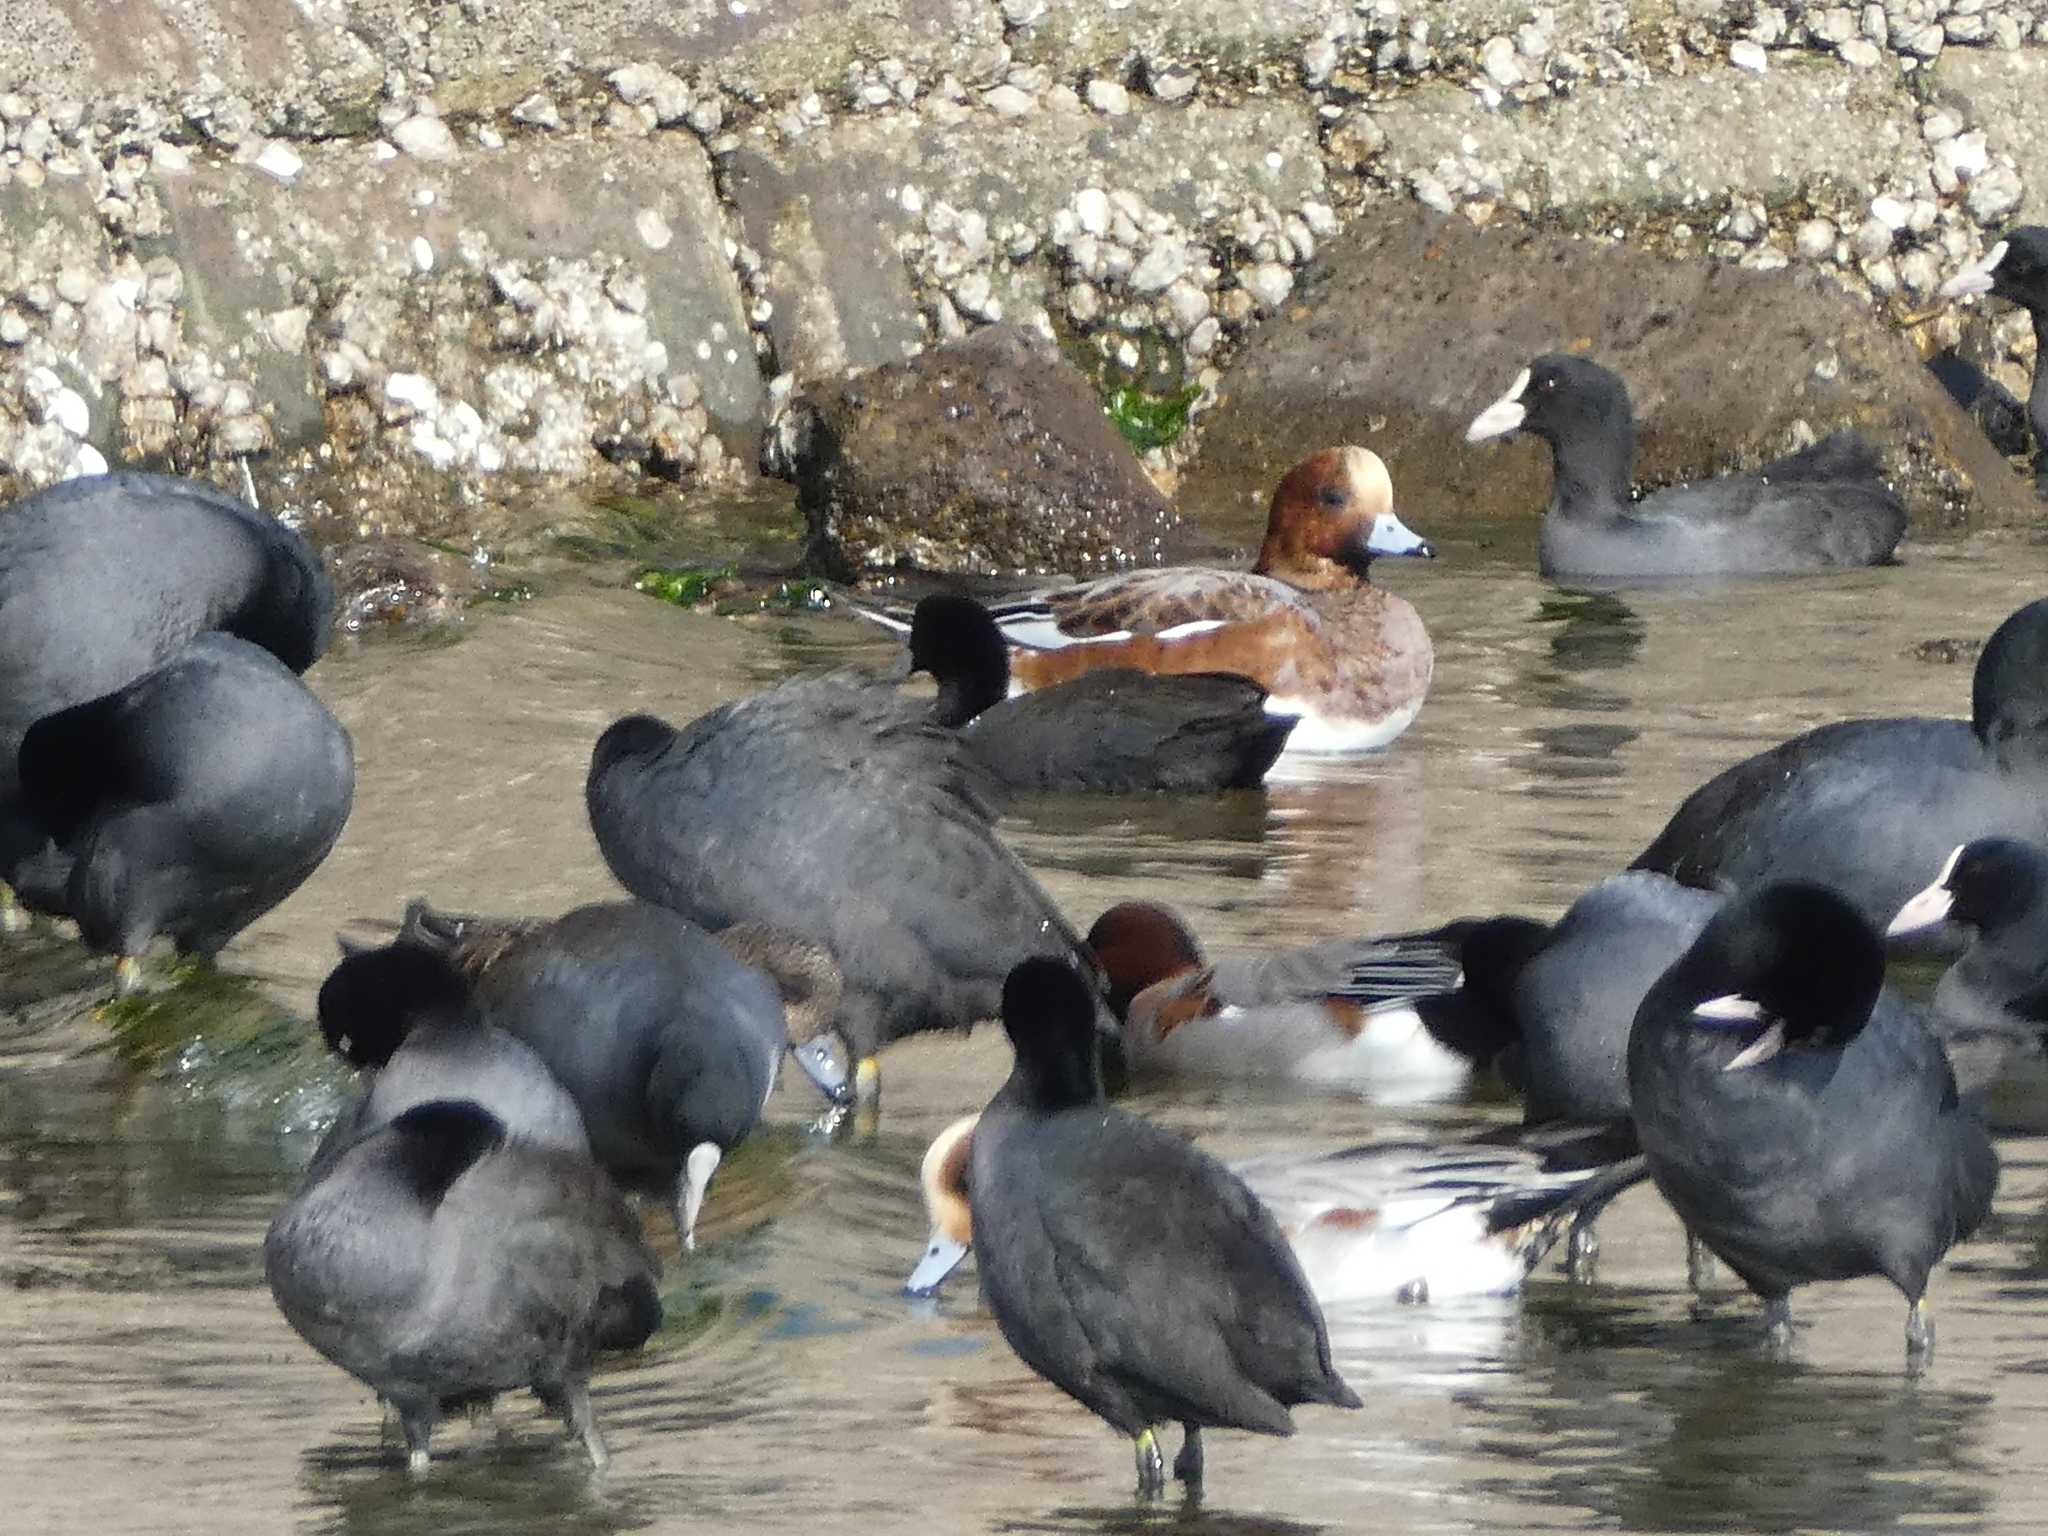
[1940,240,2008,299]
[906,1231,971,1296]
[1365,508,1434,559]
[790,1036,855,1106]
[1466,367,1531,443]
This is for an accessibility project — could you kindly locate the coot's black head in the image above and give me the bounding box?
[1000,957,1107,1111]
[317,942,477,1068]
[590,714,678,777]
[1466,353,1634,453]
[908,595,1011,727]
[1666,883,1883,1066]
[1943,226,2048,315]
[1890,838,2048,941]
[1084,901,1205,1020]
[1971,597,2048,757]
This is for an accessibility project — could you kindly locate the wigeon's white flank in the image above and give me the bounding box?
[871,447,1434,756]
[1085,900,1478,1105]
[908,1114,1649,1306]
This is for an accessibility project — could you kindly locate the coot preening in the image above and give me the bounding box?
[585,689,1114,1104]
[4,633,353,982]
[1627,883,1997,1359]
[265,1100,660,1472]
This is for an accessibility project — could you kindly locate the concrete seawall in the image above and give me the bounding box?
[0,0,2041,542]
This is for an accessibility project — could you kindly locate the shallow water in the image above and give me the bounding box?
[6,502,2048,1534]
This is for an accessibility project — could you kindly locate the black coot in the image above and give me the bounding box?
[1888,838,2048,1118]
[4,633,353,980]
[1628,883,1997,1358]
[1941,227,2048,491]
[0,470,332,788]
[1632,595,2048,930]
[312,944,661,1353]
[906,593,1294,792]
[968,957,1359,1495]
[1465,353,1905,580]
[266,1099,659,1472]
[399,898,797,1249]
[585,688,1114,1103]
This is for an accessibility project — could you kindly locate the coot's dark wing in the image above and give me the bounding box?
[1634,431,1905,566]
[966,670,1293,793]
[1024,1108,1348,1431]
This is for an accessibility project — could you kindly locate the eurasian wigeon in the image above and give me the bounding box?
[1466,353,1906,580]
[905,592,1296,791]
[957,959,1358,1496]
[584,676,1118,1106]
[908,1112,1647,1308]
[869,446,1434,754]
[1085,899,1497,1104]
[1633,596,2048,933]
[1629,883,1997,1360]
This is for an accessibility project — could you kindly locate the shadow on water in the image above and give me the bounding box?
[1472,1288,1994,1533]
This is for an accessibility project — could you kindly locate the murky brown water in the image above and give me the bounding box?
[7,498,2048,1534]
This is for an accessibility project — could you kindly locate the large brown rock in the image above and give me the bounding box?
[770,325,1180,578]
[1194,210,2039,537]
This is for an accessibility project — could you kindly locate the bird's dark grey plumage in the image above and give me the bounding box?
[908,593,1293,792]
[1627,883,1997,1357]
[1632,596,2048,931]
[0,470,333,801]
[3,633,353,959]
[266,1099,658,1471]
[970,958,1359,1494]
[398,898,792,1249]
[1468,353,1906,580]
[585,681,1112,1093]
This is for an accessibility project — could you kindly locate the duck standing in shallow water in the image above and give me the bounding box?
[1466,353,1906,580]
[1627,884,1997,1360]
[965,958,1360,1496]
[871,447,1434,754]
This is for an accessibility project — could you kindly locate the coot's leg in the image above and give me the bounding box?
[560,1380,609,1471]
[1172,1424,1204,1488]
[1133,1426,1166,1497]
[1905,1295,1935,1361]
[1566,1217,1600,1281]
[1761,1296,1794,1353]
[1686,1230,1717,1294]
[396,1397,437,1474]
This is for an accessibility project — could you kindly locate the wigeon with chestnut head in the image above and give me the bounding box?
[866,447,1435,755]
[1084,900,1510,1105]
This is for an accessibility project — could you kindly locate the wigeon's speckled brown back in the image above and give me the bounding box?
[873,448,1435,755]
